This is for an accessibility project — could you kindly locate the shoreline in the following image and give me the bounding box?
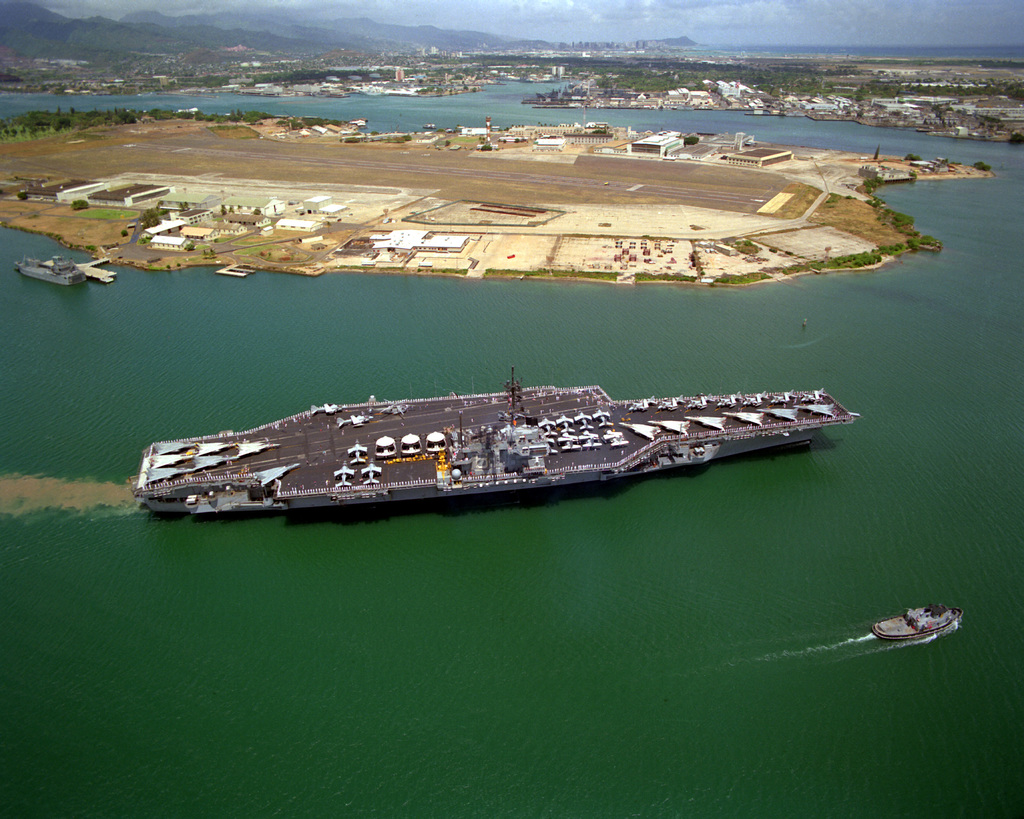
[3,218,906,288]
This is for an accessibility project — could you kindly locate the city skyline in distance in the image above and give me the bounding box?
[37,0,1024,50]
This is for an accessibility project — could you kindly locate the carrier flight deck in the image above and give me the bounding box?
[133,374,858,515]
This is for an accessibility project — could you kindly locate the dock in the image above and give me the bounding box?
[78,258,116,284]
[216,265,257,278]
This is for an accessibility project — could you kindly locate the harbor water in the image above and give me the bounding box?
[1,89,1023,816]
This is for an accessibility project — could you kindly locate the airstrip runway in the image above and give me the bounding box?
[4,122,789,214]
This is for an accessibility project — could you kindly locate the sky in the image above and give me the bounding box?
[40,0,1024,48]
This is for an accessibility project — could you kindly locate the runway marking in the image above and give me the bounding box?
[757,192,792,214]
[627,184,644,191]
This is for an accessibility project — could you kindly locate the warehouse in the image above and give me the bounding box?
[629,132,684,158]
[722,148,793,168]
[90,184,170,207]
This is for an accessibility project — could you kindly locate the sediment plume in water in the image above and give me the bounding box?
[0,473,135,516]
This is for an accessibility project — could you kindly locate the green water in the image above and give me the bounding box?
[2,125,1024,815]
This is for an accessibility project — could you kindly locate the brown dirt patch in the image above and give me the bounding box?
[809,195,908,245]
[3,204,132,247]
[208,125,260,139]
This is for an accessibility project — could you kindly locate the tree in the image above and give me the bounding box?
[139,207,161,229]
[71,199,88,210]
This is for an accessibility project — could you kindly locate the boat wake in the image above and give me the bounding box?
[781,335,828,349]
[752,633,876,663]
[0,473,136,517]
[749,622,959,665]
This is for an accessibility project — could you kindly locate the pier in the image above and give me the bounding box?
[78,258,116,283]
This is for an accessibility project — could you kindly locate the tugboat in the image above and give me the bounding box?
[872,604,962,641]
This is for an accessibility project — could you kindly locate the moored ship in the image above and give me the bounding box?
[15,256,88,286]
[132,374,858,516]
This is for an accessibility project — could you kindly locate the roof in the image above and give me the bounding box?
[734,148,791,159]
[26,179,91,194]
[370,230,467,251]
[276,218,323,231]
[632,131,682,148]
[91,184,167,201]
[150,235,188,247]
[145,219,186,235]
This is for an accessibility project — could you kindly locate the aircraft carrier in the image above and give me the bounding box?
[132,373,858,516]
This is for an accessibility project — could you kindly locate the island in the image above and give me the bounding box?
[1,114,988,286]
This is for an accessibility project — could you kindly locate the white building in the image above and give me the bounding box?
[145,219,186,236]
[149,235,189,251]
[370,230,468,252]
[533,135,566,151]
[223,196,286,216]
[276,218,325,232]
[630,131,683,157]
[303,195,333,213]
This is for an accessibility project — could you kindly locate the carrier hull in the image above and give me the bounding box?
[133,384,857,517]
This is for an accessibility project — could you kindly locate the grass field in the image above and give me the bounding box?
[75,208,135,220]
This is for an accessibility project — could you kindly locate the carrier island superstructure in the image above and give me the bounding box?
[132,374,858,515]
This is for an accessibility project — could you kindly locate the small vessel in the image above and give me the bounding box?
[872,604,962,641]
[15,256,87,286]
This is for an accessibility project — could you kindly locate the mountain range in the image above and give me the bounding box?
[0,1,695,62]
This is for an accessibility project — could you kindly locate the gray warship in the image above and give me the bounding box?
[132,372,858,516]
[15,256,87,286]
